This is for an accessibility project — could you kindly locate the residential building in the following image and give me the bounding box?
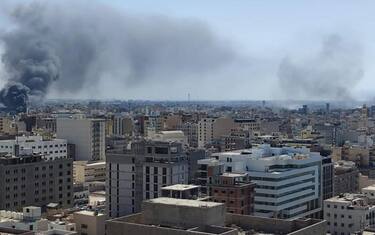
[198,117,237,148]
[73,210,105,235]
[324,194,375,235]
[73,161,106,184]
[106,140,189,218]
[197,158,224,195]
[322,156,334,200]
[334,160,359,196]
[56,118,105,161]
[212,145,323,219]
[0,153,73,211]
[0,136,68,160]
[211,172,255,215]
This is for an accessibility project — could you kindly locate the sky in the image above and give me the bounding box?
[0,0,374,101]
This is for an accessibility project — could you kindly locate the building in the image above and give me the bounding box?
[197,158,224,195]
[106,197,327,235]
[161,184,201,199]
[212,145,323,219]
[56,118,105,161]
[0,154,73,211]
[73,210,105,235]
[112,115,133,137]
[210,172,255,215]
[197,117,237,148]
[106,140,189,218]
[322,156,334,200]
[334,160,359,196]
[73,161,106,184]
[324,194,375,235]
[0,206,75,234]
[0,136,68,161]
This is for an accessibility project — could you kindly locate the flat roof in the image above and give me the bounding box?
[162,184,199,191]
[146,197,223,208]
[74,210,104,216]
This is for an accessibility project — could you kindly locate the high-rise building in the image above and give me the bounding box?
[106,140,189,218]
[0,153,73,211]
[73,161,106,184]
[57,118,106,161]
[211,145,323,219]
[197,117,237,148]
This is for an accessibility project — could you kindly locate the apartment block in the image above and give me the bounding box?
[57,118,105,161]
[324,194,375,235]
[106,140,189,218]
[0,136,68,160]
[211,173,255,215]
[73,161,106,184]
[197,117,237,148]
[0,154,73,211]
[334,160,359,196]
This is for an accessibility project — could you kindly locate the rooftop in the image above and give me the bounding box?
[146,197,223,208]
[161,184,200,191]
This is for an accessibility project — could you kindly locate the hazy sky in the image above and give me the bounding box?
[0,0,374,101]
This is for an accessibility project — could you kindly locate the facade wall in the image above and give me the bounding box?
[0,157,73,211]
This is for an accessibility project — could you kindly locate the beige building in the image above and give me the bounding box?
[198,117,237,148]
[73,210,105,235]
[324,194,375,235]
[57,118,106,161]
[73,161,106,184]
[106,197,326,235]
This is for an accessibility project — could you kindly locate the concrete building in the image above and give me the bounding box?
[73,161,106,184]
[149,130,188,146]
[324,194,375,235]
[112,115,133,137]
[56,118,105,161]
[161,184,201,200]
[0,206,75,234]
[212,145,323,219]
[211,172,255,215]
[334,160,359,196]
[0,136,68,161]
[73,210,105,235]
[0,154,73,211]
[106,140,189,218]
[106,197,326,235]
[322,156,334,200]
[198,117,237,148]
[197,158,224,195]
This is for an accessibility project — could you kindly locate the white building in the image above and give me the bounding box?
[324,194,375,235]
[211,145,323,219]
[0,206,75,233]
[57,118,105,161]
[0,135,67,160]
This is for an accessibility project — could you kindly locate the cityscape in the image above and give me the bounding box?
[0,0,375,235]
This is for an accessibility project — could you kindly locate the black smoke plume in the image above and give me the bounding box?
[0,1,236,113]
[278,34,364,101]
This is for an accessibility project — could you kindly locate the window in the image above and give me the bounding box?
[81,224,88,229]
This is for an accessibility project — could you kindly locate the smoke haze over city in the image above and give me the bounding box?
[0,0,374,106]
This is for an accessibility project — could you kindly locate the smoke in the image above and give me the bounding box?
[278,34,364,101]
[0,1,237,113]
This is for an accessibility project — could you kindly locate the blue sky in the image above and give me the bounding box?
[0,0,374,100]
